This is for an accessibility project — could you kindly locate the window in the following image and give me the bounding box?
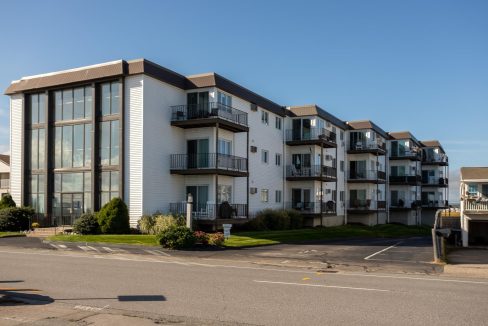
[275,117,282,130]
[52,172,92,218]
[340,160,344,172]
[100,120,119,166]
[54,87,92,121]
[29,93,46,124]
[101,82,121,116]
[54,124,91,168]
[218,185,232,203]
[340,130,344,141]
[262,150,269,164]
[275,190,282,203]
[28,174,45,215]
[467,184,478,196]
[275,153,281,166]
[100,171,119,207]
[261,189,269,202]
[340,191,344,202]
[261,111,269,125]
[217,92,232,107]
[218,139,232,155]
[482,185,488,197]
[30,128,45,170]
[332,190,337,201]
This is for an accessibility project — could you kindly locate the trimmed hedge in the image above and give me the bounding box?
[97,198,130,234]
[73,213,100,235]
[0,207,35,232]
[156,225,196,249]
[241,209,304,231]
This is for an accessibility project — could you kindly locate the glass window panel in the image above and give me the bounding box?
[38,128,45,169]
[110,192,119,201]
[73,88,85,119]
[101,193,110,208]
[38,94,45,123]
[55,127,62,168]
[110,120,119,165]
[84,86,92,119]
[31,129,38,170]
[84,172,91,192]
[101,83,111,116]
[55,91,63,121]
[38,194,45,213]
[84,124,91,166]
[54,174,61,192]
[111,82,120,114]
[30,175,38,194]
[111,171,119,192]
[62,89,73,120]
[100,121,110,165]
[84,192,91,213]
[38,174,45,194]
[101,172,110,192]
[31,94,38,124]
[30,194,37,211]
[73,124,84,167]
[62,173,83,192]
[62,126,73,168]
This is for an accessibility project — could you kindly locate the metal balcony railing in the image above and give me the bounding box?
[390,150,421,160]
[422,154,448,164]
[286,201,336,214]
[169,202,248,220]
[422,177,448,186]
[170,153,248,172]
[347,200,386,210]
[389,175,421,183]
[285,128,336,143]
[286,165,336,179]
[349,141,386,152]
[421,200,448,208]
[170,102,248,126]
[0,179,9,189]
[390,199,421,209]
[348,170,386,180]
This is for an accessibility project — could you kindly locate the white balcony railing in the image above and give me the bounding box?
[464,200,488,212]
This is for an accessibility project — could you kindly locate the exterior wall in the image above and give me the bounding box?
[9,94,23,205]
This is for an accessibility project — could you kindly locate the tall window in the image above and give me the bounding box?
[100,120,119,166]
[275,190,282,203]
[30,93,46,124]
[218,139,232,155]
[100,171,119,207]
[101,82,120,116]
[54,124,91,168]
[275,153,281,166]
[218,185,232,203]
[261,189,269,202]
[28,174,45,215]
[55,87,92,121]
[261,111,269,125]
[275,117,282,130]
[217,92,232,107]
[262,150,269,164]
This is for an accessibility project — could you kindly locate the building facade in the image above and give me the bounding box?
[0,154,10,196]
[5,59,449,228]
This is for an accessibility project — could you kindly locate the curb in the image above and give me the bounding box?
[443,264,488,278]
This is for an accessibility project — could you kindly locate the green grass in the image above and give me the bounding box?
[47,234,158,246]
[0,232,26,238]
[224,224,431,248]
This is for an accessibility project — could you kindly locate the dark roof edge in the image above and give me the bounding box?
[347,120,389,138]
[388,131,421,146]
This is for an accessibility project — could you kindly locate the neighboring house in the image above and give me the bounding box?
[0,154,10,196]
[460,167,488,247]
[4,58,449,228]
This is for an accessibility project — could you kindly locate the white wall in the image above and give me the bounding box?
[9,94,23,205]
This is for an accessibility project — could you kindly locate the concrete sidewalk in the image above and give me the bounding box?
[444,248,488,278]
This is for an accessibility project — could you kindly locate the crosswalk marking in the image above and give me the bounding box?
[144,249,171,257]
[57,244,67,249]
[102,247,114,252]
[78,246,92,252]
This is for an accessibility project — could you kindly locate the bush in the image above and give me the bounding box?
[97,198,130,234]
[0,194,16,209]
[31,222,40,229]
[156,225,196,249]
[240,209,304,231]
[153,214,184,234]
[73,213,100,235]
[0,207,34,231]
[208,232,225,246]
[194,231,208,245]
[138,215,156,234]
[286,209,304,229]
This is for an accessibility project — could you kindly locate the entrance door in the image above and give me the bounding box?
[60,193,83,226]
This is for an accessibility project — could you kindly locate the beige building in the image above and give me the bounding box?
[0,154,10,197]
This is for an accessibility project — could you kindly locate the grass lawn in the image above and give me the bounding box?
[0,232,26,238]
[224,224,431,248]
[48,234,158,246]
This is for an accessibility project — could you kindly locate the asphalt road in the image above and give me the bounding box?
[1,245,487,325]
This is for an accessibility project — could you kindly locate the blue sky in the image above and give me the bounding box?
[0,0,487,201]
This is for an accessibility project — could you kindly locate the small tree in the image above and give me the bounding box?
[73,213,100,235]
[0,194,16,209]
[97,198,130,234]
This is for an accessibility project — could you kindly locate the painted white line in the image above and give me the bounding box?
[153,249,171,257]
[78,246,92,252]
[364,241,403,260]
[49,243,61,249]
[86,246,100,253]
[144,250,160,256]
[253,280,391,292]
[57,244,67,249]
[102,247,115,252]
[338,272,488,285]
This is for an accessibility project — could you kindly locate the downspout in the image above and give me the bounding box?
[344,130,348,225]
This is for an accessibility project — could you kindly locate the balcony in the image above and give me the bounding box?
[390,199,421,210]
[285,128,336,148]
[170,153,248,177]
[422,154,448,166]
[347,200,386,214]
[464,199,488,213]
[348,170,386,183]
[0,179,9,189]
[348,141,386,155]
[286,165,337,182]
[389,174,421,185]
[422,177,448,187]
[389,150,421,161]
[421,200,448,209]
[169,202,248,221]
[170,102,248,132]
[286,201,336,216]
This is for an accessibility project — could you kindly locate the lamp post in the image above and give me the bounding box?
[186,193,193,230]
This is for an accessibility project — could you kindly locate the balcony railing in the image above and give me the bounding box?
[389,175,421,183]
[390,200,421,209]
[422,177,448,186]
[170,102,248,126]
[286,165,336,179]
[170,153,248,172]
[349,141,386,152]
[422,154,448,164]
[285,128,336,143]
[421,200,448,208]
[390,150,421,160]
[0,179,9,189]
[286,201,336,215]
[348,170,386,181]
[169,202,248,220]
[463,200,488,212]
[347,200,386,210]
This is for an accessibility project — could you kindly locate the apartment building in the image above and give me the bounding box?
[460,167,488,246]
[0,154,10,196]
[5,58,448,228]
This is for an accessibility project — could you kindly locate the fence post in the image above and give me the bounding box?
[186,193,193,231]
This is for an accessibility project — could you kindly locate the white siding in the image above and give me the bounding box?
[9,94,23,205]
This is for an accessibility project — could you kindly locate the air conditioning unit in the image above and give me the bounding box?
[250,103,258,111]
[250,187,257,194]
[250,146,257,153]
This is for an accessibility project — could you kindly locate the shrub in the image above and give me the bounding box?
[156,225,196,249]
[286,209,304,229]
[0,207,34,231]
[0,194,16,209]
[153,214,184,234]
[208,232,225,246]
[31,222,40,229]
[97,198,130,234]
[240,209,304,231]
[73,213,100,235]
[194,231,208,245]
[138,215,156,234]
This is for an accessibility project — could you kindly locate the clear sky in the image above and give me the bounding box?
[0,0,487,202]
